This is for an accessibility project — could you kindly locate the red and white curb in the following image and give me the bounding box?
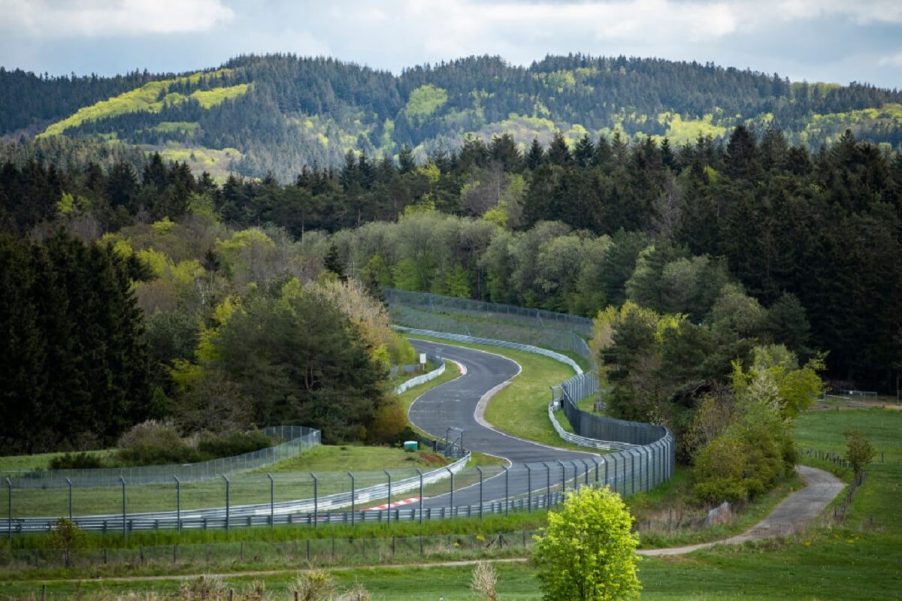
[365,497,421,511]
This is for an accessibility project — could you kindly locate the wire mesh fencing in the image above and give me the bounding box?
[2,452,671,537]
[384,288,594,336]
[2,426,321,489]
[387,291,592,361]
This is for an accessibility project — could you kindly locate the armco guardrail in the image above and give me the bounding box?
[396,325,675,489]
[394,355,445,394]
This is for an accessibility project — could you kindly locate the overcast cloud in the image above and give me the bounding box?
[0,0,899,88]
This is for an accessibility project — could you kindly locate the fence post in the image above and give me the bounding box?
[5,477,10,543]
[476,467,484,519]
[581,459,590,487]
[119,476,127,540]
[311,473,318,528]
[384,470,392,525]
[526,464,532,511]
[543,463,551,507]
[348,472,356,527]
[611,454,618,494]
[173,476,181,533]
[65,478,72,520]
[267,473,274,528]
[445,467,454,516]
[503,466,510,516]
[415,469,423,524]
[222,474,230,531]
[557,460,566,494]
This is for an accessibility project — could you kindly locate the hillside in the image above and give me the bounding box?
[3,54,902,180]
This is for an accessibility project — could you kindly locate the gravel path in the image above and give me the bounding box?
[639,465,845,556]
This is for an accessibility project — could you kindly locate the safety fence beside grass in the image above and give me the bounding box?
[2,451,664,539]
[3,426,321,489]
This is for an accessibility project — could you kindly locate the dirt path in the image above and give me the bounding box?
[640,465,845,556]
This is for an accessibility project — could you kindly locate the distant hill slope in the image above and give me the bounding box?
[3,54,902,180]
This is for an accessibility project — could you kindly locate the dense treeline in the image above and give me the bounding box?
[0,231,152,453]
[1,128,899,393]
[0,127,902,452]
[8,54,902,179]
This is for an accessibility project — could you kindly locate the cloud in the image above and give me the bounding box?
[0,0,234,37]
[878,52,902,67]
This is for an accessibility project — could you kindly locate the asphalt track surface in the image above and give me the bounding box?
[408,340,598,510]
[409,340,593,464]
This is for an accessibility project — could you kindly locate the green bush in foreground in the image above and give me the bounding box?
[533,486,640,601]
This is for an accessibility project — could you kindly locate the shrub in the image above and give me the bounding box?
[845,430,875,484]
[533,486,640,601]
[117,420,199,466]
[197,430,271,458]
[48,452,103,470]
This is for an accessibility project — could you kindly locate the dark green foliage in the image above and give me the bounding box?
[48,452,103,470]
[0,231,151,453]
[115,422,273,466]
[196,430,271,458]
[207,290,389,443]
[0,119,899,392]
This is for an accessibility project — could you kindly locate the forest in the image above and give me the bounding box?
[3,54,902,180]
[0,128,899,476]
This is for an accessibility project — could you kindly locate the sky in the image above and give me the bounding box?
[1,0,901,89]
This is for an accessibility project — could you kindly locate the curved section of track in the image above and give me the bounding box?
[408,340,594,465]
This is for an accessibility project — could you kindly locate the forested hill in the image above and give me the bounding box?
[3,54,902,180]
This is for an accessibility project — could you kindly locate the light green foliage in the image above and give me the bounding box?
[190,84,251,108]
[709,283,766,337]
[845,430,875,482]
[693,345,809,503]
[150,121,200,134]
[533,486,641,601]
[55,191,90,215]
[732,345,824,419]
[405,84,449,118]
[438,264,471,298]
[800,103,902,146]
[658,112,728,145]
[158,146,242,182]
[39,69,245,137]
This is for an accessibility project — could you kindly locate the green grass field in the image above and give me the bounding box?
[6,407,897,599]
